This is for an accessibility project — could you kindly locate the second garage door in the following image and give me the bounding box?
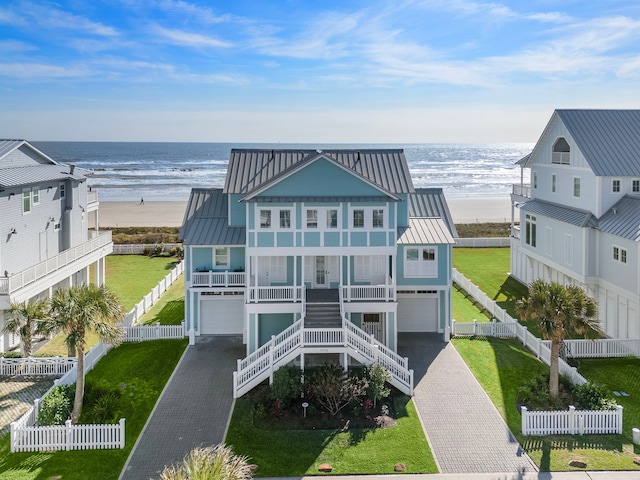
[397,294,438,332]
[200,295,244,334]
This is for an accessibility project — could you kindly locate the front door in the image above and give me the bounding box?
[314,256,327,288]
[363,313,385,343]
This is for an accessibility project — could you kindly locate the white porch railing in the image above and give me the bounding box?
[0,357,76,376]
[248,286,303,302]
[343,284,395,301]
[11,418,125,452]
[233,317,413,398]
[0,231,112,295]
[192,271,245,288]
[512,184,531,198]
[521,405,623,436]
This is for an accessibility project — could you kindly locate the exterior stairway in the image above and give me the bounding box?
[305,289,341,328]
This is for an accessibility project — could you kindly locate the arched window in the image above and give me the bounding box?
[552,138,570,164]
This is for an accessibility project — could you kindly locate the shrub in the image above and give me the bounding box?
[160,444,252,480]
[143,246,153,256]
[573,382,617,410]
[38,384,74,425]
[365,363,391,407]
[309,363,368,416]
[154,244,164,256]
[270,367,303,405]
[2,351,22,358]
[91,391,122,423]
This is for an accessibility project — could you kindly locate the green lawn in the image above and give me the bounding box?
[0,339,188,480]
[452,285,492,323]
[453,337,640,472]
[226,396,437,476]
[36,255,182,356]
[137,275,185,326]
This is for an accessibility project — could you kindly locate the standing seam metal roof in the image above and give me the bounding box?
[524,110,640,175]
[520,199,598,228]
[223,149,414,196]
[409,188,458,238]
[179,188,246,245]
[397,218,455,245]
[598,195,640,241]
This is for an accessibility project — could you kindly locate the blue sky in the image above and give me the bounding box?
[1,0,640,142]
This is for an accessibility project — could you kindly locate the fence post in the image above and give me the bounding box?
[521,406,528,435]
[119,418,126,448]
[521,326,528,346]
[181,320,186,337]
[34,398,40,424]
[492,319,496,337]
[451,319,456,337]
[10,422,16,453]
[536,338,541,359]
[156,322,160,340]
[232,371,238,398]
[617,405,624,434]
[66,419,73,451]
[473,319,477,335]
[569,405,576,435]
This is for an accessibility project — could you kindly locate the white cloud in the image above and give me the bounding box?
[0,63,91,79]
[151,24,233,49]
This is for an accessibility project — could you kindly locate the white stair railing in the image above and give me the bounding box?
[232,317,413,398]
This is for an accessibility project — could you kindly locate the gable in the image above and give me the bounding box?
[251,157,395,199]
[0,140,57,169]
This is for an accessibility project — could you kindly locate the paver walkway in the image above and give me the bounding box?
[0,376,54,434]
[120,335,244,480]
[398,332,537,474]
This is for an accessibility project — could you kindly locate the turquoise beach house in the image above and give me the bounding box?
[180,148,456,397]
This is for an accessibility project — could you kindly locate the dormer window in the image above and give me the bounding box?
[552,138,570,165]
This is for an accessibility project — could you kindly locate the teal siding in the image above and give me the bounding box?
[257,232,274,247]
[389,204,396,229]
[229,194,245,225]
[296,232,302,245]
[325,232,340,246]
[388,232,395,245]
[397,194,409,226]
[370,231,387,246]
[192,247,213,271]
[261,158,387,197]
[304,231,320,246]
[350,312,362,328]
[387,312,395,350]
[259,313,294,346]
[350,232,367,246]
[342,204,349,229]
[396,244,449,286]
[277,232,294,247]
[230,247,245,270]
[248,204,255,229]
[296,204,302,228]
[249,313,257,352]
[342,232,349,245]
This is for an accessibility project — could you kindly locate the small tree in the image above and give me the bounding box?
[366,363,391,408]
[4,299,49,356]
[160,444,252,480]
[516,280,597,399]
[41,285,124,423]
[310,363,368,416]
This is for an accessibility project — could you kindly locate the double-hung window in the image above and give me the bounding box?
[373,209,384,228]
[32,187,40,205]
[306,209,318,228]
[633,180,640,193]
[259,210,271,228]
[613,246,627,264]
[215,247,229,267]
[327,209,338,228]
[22,188,31,214]
[353,209,364,228]
[612,179,621,193]
[279,210,291,228]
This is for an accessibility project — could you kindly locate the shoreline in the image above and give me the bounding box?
[98,196,513,228]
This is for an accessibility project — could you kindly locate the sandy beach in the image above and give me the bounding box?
[98,197,513,228]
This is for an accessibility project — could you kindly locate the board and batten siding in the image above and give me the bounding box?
[3,145,50,168]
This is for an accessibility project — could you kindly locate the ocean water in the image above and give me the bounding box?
[32,142,533,202]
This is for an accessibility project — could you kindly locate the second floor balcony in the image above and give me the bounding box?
[512,184,531,199]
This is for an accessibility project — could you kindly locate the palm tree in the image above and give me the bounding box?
[41,284,124,423]
[160,444,252,480]
[4,299,50,356]
[516,280,598,398]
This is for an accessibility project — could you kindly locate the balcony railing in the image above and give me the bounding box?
[0,231,112,295]
[192,271,245,288]
[342,284,395,301]
[512,184,531,198]
[248,286,303,302]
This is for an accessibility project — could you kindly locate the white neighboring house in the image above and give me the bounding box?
[511,110,640,339]
[0,140,112,352]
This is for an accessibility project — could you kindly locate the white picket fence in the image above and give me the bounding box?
[0,357,76,376]
[542,339,640,359]
[11,419,125,452]
[124,322,185,341]
[121,261,184,328]
[9,261,184,451]
[521,405,623,436]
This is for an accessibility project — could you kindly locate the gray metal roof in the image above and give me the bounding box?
[0,165,89,188]
[598,195,640,241]
[397,218,456,245]
[520,199,598,228]
[524,110,640,175]
[223,149,414,196]
[0,139,58,165]
[409,188,458,238]
[247,195,394,203]
[180,188,246,245]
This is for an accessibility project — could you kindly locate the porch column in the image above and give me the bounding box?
[293,254,298,301]
[342,352,348,371]
[385,255,389,302]
[301,255,305,291]
[347,255,351,301]
[391,254,396,301]
[339,255,343,300]
[254,256,259,303]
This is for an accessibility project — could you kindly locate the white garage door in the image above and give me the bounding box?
[200,296,244,334]
[397,294,438,332]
